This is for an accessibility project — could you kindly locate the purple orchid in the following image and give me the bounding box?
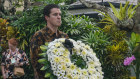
[124,55,136,66]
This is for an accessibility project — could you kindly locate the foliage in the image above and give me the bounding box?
[65,0,77,5]
[80,20,130,78]
[109,2,139,20]
[124,32,140,79]
[6,26,18,40]
[71,54,87,69]
[0,18,17,51]
[35,0,77,5]
[125,32,140,52]
[10,5,45,50]
[0,18,8,36]
[60,15,98,40]
[81,30,110,57]
[107,41,128,66]
[94,1,133,78]
[105,30,130,79]
[97,1,139,32]
[37,0,65,4]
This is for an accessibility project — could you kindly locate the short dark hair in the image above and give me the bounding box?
[43,4,60,17]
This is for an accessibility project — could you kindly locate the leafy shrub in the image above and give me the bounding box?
[60,15,98,40]
[0,18,16,51]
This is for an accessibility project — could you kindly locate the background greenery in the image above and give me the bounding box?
[0,0,139,79]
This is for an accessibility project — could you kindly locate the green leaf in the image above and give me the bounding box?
[119,3,123,16]
[109,2,120,20]
[121,1,129,19]
[38,53,46,57]
[38,58,46,63]
[40,66,49,71]
[40,45,47,51]
[45,42,49,46]
[44,73,51,78]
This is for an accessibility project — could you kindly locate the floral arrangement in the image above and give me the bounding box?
[39,38,104,79]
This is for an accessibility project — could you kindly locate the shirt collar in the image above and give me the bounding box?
[43,26,60,36]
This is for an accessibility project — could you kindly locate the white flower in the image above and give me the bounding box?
[43,38,103,79]
[60,38,65,42]
[57,65,62,70]
[60,70,65,75]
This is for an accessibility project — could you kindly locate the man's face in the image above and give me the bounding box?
[46,8,61,27]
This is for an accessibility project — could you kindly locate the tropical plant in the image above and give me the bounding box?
[0,18,17,50]
[81,30,110,55]
[80,22,130,78]
[10,5,45,50]
[125,32,140,52]
[96,1,139,31]
[6,26,18,40]
[60,15,98,40]
[106,30,130,79]
[41,0,65,4]
[124,32,140,79]
[65,0,77,5]
[0,18,8,36]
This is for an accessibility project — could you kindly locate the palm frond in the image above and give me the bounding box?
[121,1,129,19]
[109,2,120,20]
[119,3,123,18]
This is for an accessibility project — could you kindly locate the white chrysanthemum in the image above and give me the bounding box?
[43,38,103,79]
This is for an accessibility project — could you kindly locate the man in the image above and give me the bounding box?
[30,4,68,79]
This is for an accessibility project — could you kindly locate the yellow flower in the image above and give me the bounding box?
[60,38,65,42]
[53,49,58,54]
[88,69,93,74]
[82,70,88,75]
[89,65,95,69]
[64,49,69,53]
[70,64,76,70]
[63,53,68,57]
[54,57,60,63]
[82,51,86,55]
[65,58,70,63]
[66,74,72,79]
[55,43,61,47]
[85,45,90,49]
[77,68,81,73]
[73,75,79,79]
[89,61,94,65]
[62,64,66,70]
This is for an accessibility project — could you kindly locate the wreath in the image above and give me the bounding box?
[38,38,104,79]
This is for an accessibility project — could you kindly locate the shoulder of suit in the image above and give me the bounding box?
[33,29,44,37]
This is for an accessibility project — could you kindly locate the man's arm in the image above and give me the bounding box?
[30,33,45,79]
